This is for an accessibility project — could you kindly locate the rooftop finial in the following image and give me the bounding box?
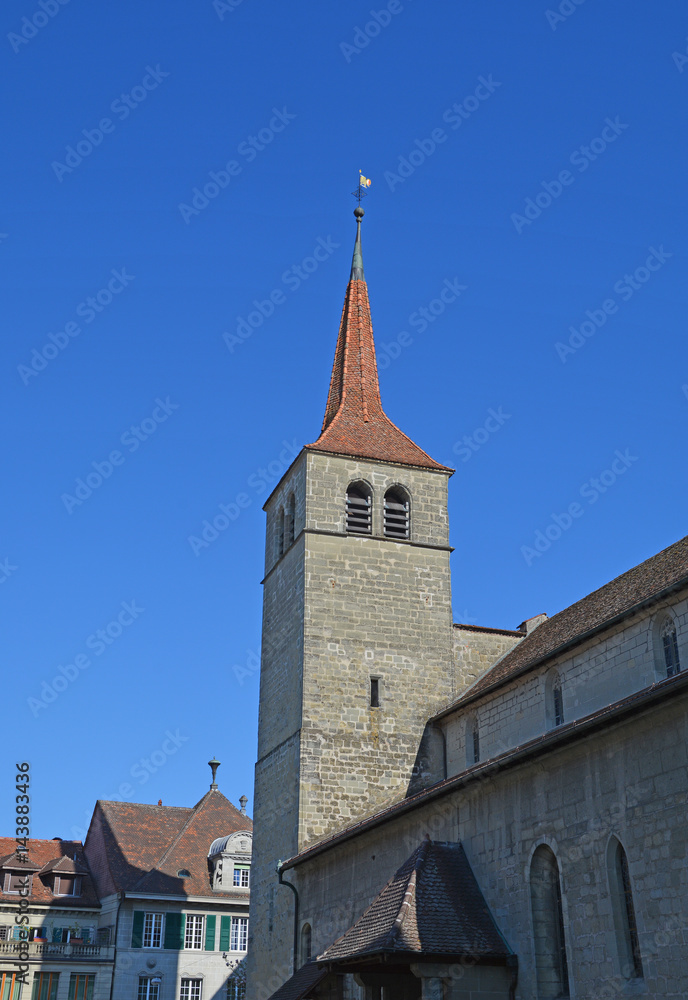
[350,207,365,281]
[208,756,220,790]
[239,795,248,816]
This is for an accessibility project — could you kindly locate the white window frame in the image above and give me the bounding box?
[4,873,32,894]
[143,913,164,949]
[184,915,204,950]
[229,918,248,952]
[180,980,202,1000]
[138,979,160,1000]
[232,867,250,888]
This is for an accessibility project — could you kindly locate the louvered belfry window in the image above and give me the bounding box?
[383,488,409,539]
[345,484,372,534]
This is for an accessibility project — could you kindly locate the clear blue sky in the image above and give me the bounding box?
[3,0,687,840]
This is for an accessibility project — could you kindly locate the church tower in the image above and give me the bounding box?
[246,208,456,995]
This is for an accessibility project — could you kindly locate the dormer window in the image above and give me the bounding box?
[4,873,32,894]
[177,869,191,878]
[346,482,372,534]
[383,487,409,539]
[54,876,81,896]
[233,865,250,888]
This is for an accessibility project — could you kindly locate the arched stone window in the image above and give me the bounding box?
[345,482,372,535]
[607,838,643,980]
[300,923,312,966]
[545,670,564,729]
[465,714,479,767]
[660,615,680,677]
[383,486,410,539]
[530,845,569,999]
[285,493,295,548]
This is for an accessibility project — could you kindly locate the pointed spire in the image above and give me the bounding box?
[307,209,451,472]
[350,206,365,281]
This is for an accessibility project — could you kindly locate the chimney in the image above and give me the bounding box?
[518,613,548,635]
[239,795,248,816]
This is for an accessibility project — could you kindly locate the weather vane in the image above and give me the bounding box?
[352,170,372,205]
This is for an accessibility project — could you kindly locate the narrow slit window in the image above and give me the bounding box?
[346,484,372,534]
[609,839,643,980]
[553,686,564,727]
[285,494,295,548]
[472,726,480,764]
[370,678,380,708]
[661,617,680,677]
[383,488,409,539]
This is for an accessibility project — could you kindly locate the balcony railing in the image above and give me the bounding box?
[0,941,114,961]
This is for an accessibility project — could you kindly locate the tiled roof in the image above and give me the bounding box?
[0,839,100,908]
[87,790,252,899]
[307,213,451,473]
[266,962,328,1000]
[317,840,511,963]
[437,533,688,716]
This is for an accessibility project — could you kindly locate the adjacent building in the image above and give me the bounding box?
[245,208,688,999]
[0,767,252,1000]
[0,838,114,1000]
[84,766,252,1000]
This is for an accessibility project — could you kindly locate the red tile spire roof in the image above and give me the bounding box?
[307,208,452,473]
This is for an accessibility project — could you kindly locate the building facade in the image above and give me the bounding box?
[84,771,252,1000]
[0,838,114,1000]
[246,209,688,999]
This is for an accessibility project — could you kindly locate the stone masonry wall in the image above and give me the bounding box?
[451,625,523,702]
[293,691,688,999]
[299,452,455,846]
[443,590,688,775]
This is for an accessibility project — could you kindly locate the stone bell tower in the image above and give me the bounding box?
[246,208,456,996]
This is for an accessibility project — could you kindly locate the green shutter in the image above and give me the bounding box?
[204,915,216,951]
[67,977,77,1000]
[219,916,230,951]
[49,977,59,1000]
[31,977,40,1000]
[85,979,94,1000]
[131,912,144,949]
[52,928,62,944]
[163,913,185,950]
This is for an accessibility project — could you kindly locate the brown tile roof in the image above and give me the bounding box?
[0,839,100,908]
[266,962,329,1000]
[437,533,688,717]
[87,790,252,899]
[317,840,511,964]
[307,214,451,473]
